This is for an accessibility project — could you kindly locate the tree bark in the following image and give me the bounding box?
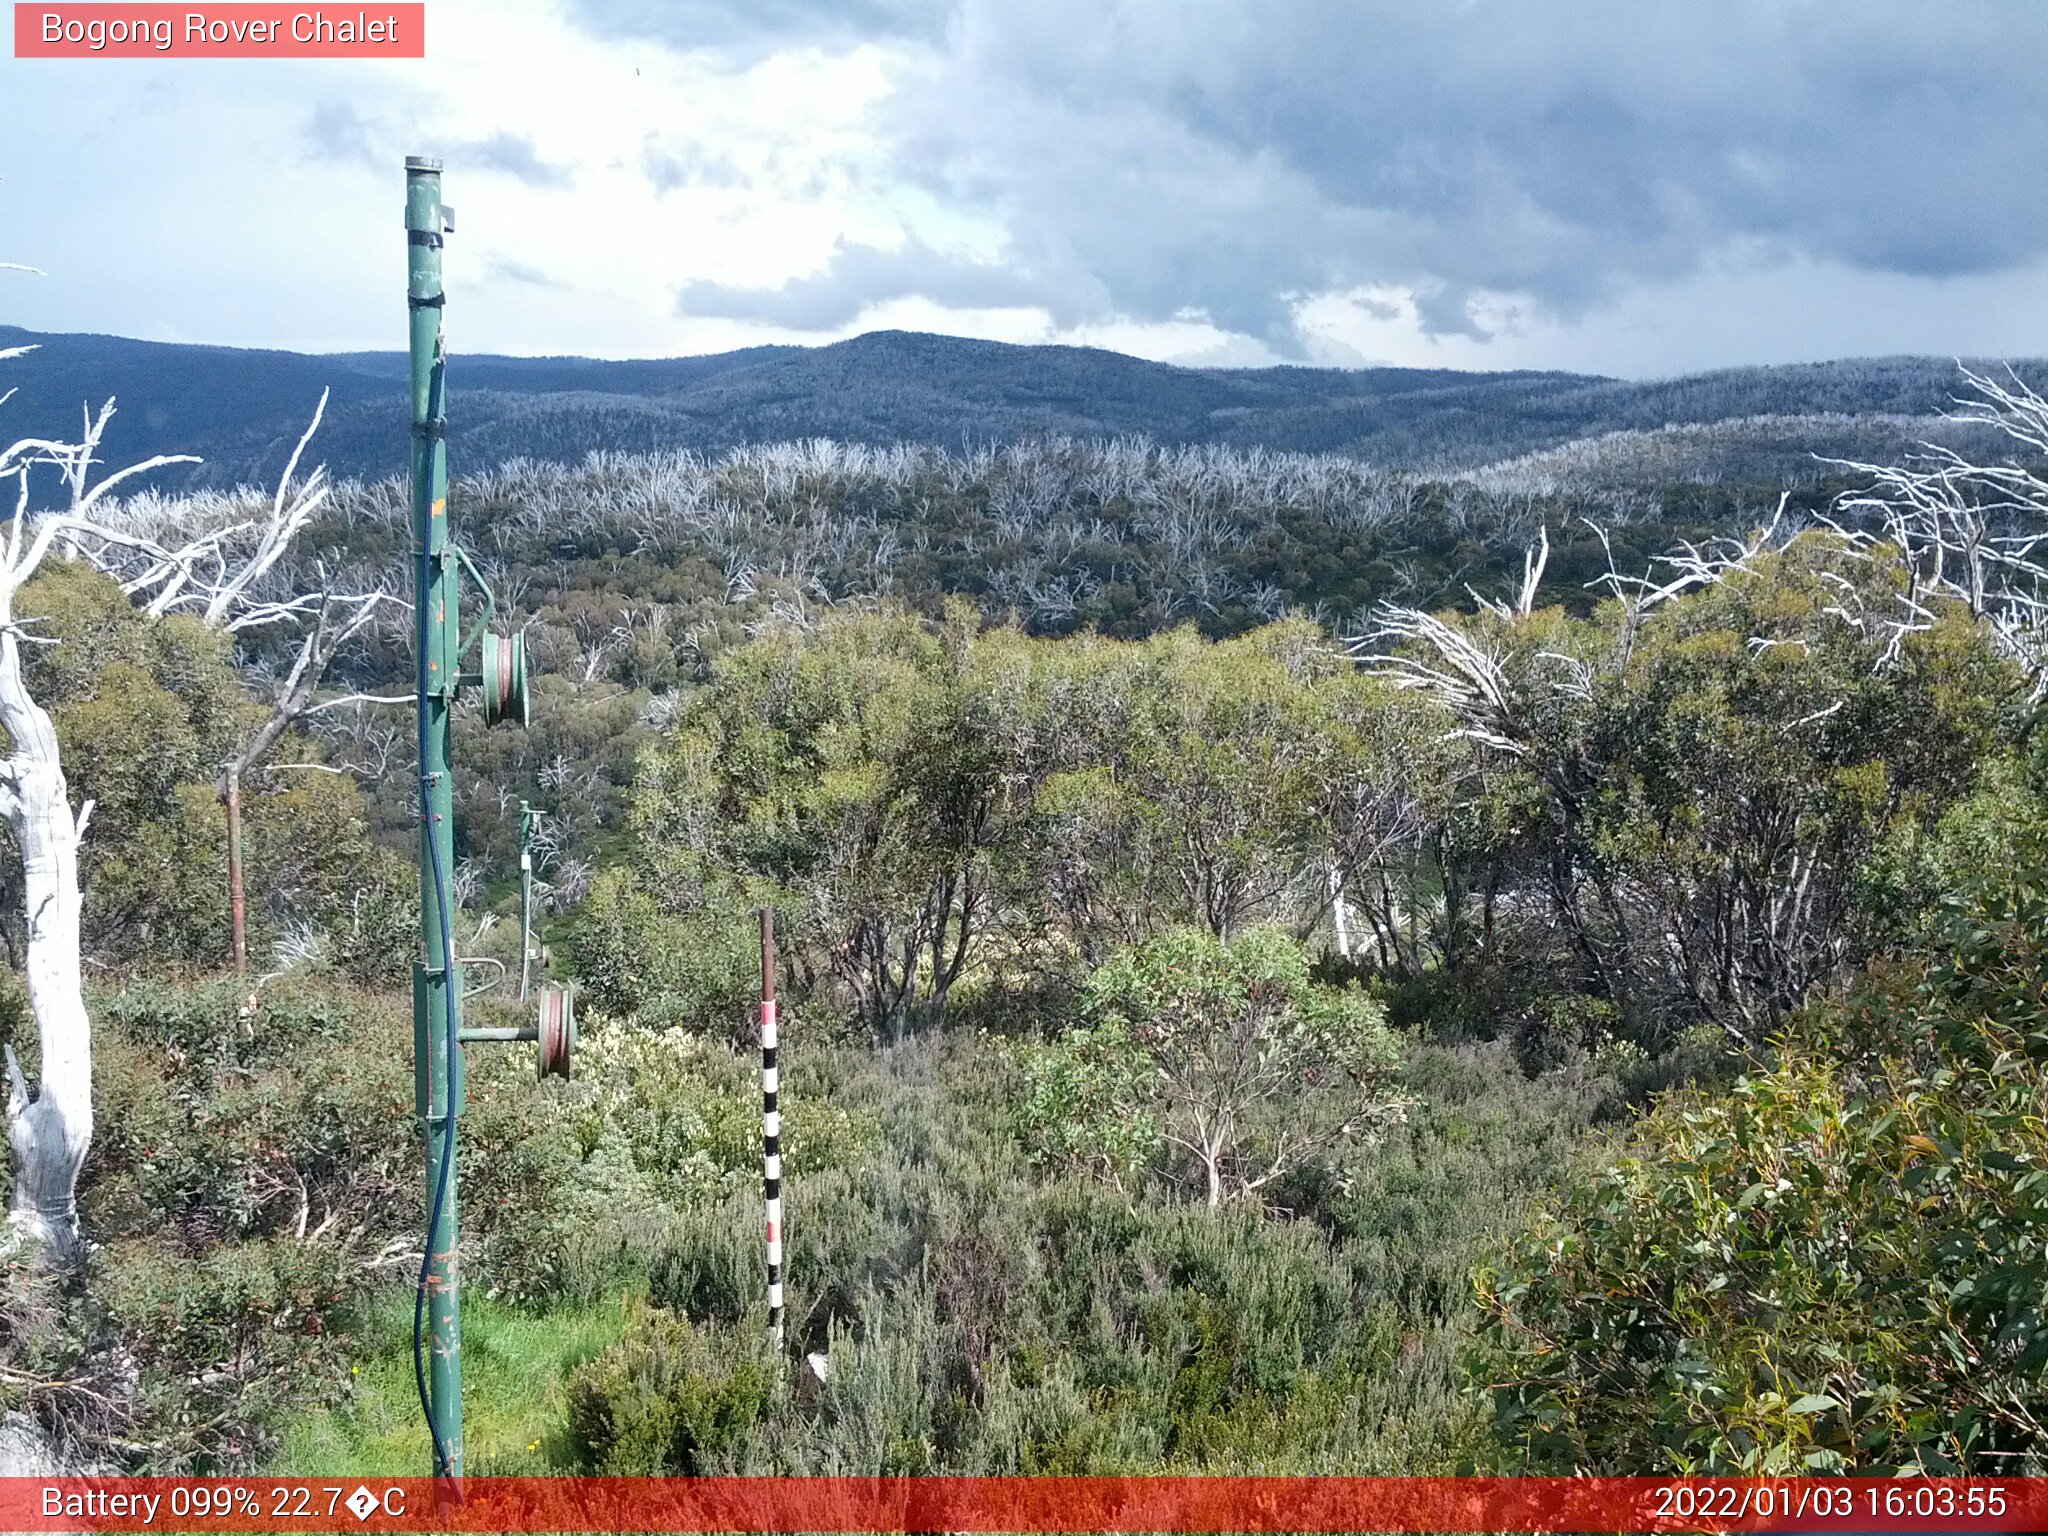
[0,630,92,1263]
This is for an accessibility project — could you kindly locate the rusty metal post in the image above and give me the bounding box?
[224,764,247,974]
[517,801,537,1001]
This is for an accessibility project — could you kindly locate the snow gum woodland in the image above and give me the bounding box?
[3,353,2047,1480]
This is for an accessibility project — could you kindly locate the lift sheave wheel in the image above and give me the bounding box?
[480,629,530,729]
[537,985,574,1079]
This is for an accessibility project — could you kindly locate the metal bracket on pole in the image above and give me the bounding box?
[453,544,497,664]
[413,963,467,1119]
[518,802,539,1002]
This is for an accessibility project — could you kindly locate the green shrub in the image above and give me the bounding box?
[465,1018,879,1308]
[564,1308,770,1473]
[1855,732,2048,961]
[331,848,418,988]
[1014,928,1408,1205]
[570,871,756,1042]
[1007,1017,1159,1185]
[580,1023,879,1201]
[95,1234,361,1470]
[1478,864,2048,1474]
[86,977,415,1248]
[648,1200,762,1327]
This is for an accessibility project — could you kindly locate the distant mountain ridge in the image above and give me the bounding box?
[0,324,2035,493]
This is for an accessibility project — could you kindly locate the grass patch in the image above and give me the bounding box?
[273,1289,634,1475]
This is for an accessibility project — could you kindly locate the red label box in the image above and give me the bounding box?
[13,4,425,57]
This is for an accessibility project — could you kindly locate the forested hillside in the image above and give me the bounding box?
[4,348,2048,1481]
[0,323,2031,491]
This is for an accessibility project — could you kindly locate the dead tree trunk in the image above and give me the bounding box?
[0,628,91,1261]
[1327,860,1352,960]
[0,366,342,1260]
[0,383,193,1265]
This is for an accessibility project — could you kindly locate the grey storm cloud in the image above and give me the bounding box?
[301,102,383,169]
[564,0,946,56]
[455,134,576,190]
[301,110,575,192]
[484,256,567,290]
[600,0,2048,353]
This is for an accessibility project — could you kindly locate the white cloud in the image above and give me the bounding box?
[1,0,910,353]
[5,0,2048,375]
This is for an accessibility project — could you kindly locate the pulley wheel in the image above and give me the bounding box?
[537,985,574,1079]
[480,629,530,729]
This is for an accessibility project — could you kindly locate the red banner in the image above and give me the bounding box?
[13,5,425,58]
[0,1476,2043,1533]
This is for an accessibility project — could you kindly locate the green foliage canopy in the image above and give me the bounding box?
[1479,849,2048,1474]
[0,564,406,975]
[1015,928,1406,1207]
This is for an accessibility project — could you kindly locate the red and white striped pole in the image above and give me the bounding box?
[759,906,784,1350]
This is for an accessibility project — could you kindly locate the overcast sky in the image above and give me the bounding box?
[5,0,2048,377]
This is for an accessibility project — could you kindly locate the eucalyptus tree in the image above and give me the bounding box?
[1014,926,1408,1208]
[1,344,357,1257]
[1358,524,2017,1044]
[632,603,1038,1040]
[82,390,404,971]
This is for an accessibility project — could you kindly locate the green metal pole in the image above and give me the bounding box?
[406,154,463,1482]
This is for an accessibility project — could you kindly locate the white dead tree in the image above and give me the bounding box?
[1579,505,1793,670]
[2,342,377,1255]
[1348,417,2046,1041]
[1,367,197,1260]
[1353,602,1533,758]
[1823,364,2048,699]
